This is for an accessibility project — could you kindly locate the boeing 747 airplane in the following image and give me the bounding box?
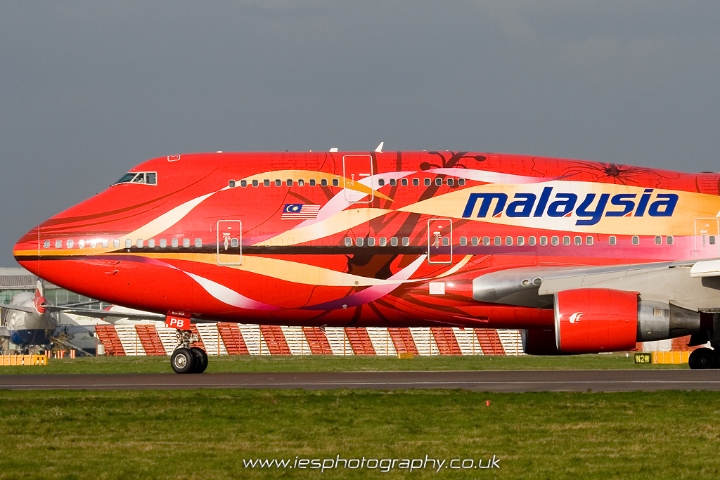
[12,150,720,372]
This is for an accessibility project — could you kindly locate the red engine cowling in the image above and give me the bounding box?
[555,288,638,353]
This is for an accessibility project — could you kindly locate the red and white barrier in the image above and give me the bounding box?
[94,323,525,357]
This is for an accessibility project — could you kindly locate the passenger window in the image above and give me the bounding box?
[540,236,548,246]
[458,179,465,186]
[632,236,639,245]
[442,237,449,246]
[367,237,375,247]
[148,239,155,248]
[711,236,716,245]
[55,240,62,248]
[90,239,97,248]
[389,179,397,186]
[391,237,399,247]
[43,240,50,248]
[505,236,513,246]
[231,238,239,248]
[287,179,293,186]
[378,179,385,187]
[298,179,305,187]
[609,236,617,246]
[102,239,109,248]
[195,238,202,248]
[655,236,662,245]
[228,180,236,188]
[551,236,559,246]
[447,178,454,186]
[424,178,431,186]
[263,179,270,187]
[160,239,167,248]
[275,179,282,187]
[563,236,570,246]
[172,238,179,248]
[252,180,258,187]
[483,236,490,246]
[113,239,120,248]
[460,236,467,246]
[356,238,364,247]
[435,178,442,186]
[471,236,479,246]
[344,237,352,247]
[183,238,190,248]
[667,236,674,245]
[309,179,316,187]
[67,239,74,248]
[494,236,501,246]
[136,239,143,248]
[517,236,525,246]
[379,237,387,247]
[401,178,408,186]
[332,179,339,187]
[574,236,582,246]
[321,179,328,187]
[413,178,419,186]
[586,236,594,246]
[402,237,410,246]
[78,239,85,248]
[528,236,536,246]
[240,180,247,188]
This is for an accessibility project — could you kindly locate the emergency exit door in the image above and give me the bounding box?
[695,217,719,259]
[343,155,373,203]
[217,220,242,265]
[427,218,452,264]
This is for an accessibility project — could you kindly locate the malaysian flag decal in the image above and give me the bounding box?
[281,203,321,220]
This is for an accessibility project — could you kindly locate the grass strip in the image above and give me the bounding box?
[0,353,684,375]
[0,389,715,479]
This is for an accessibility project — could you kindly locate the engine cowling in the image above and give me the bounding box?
[554,288,638,353]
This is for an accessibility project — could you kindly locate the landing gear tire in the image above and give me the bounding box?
[689,348,718,370]
[171,348,195,374]
[190,347,208,374]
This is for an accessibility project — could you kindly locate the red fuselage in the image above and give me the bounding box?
[13,151,720,330]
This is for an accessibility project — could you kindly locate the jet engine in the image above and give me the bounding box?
[522,288,702,355]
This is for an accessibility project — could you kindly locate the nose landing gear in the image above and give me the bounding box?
[170,329,208,374]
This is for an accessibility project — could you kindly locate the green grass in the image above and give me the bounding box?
[0,353,685,375]
[0,389,716,479]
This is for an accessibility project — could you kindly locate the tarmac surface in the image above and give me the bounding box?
[1,370,720,392]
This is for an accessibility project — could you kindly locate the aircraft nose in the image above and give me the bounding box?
[13,225,41,275]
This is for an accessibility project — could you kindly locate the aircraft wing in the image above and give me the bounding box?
[45,305,166,321]
[472,259,720,313]
[0,303,37,314]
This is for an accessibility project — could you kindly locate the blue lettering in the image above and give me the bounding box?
[506,193,536,217]
[634,189,653,217]
[462,193,508,218]
[575,193,610,226]
[547,193,577,217]
[606,194,636,217]
[533,187,553,217]
[648,193,678,216]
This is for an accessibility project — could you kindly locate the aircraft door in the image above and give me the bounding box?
[217,220,242,265]
[427,218,452,264]
[342,155,373,203]
[694,217,719,259]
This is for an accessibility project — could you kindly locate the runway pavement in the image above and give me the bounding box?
[1,370,720,392]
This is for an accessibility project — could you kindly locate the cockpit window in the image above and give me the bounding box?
[114,172,157,185]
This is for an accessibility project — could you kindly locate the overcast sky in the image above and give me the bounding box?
[2,1,720,265]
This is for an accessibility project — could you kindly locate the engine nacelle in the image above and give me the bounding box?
[555,288,638,353]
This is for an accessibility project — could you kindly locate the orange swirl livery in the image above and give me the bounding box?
[12,151,720,372]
